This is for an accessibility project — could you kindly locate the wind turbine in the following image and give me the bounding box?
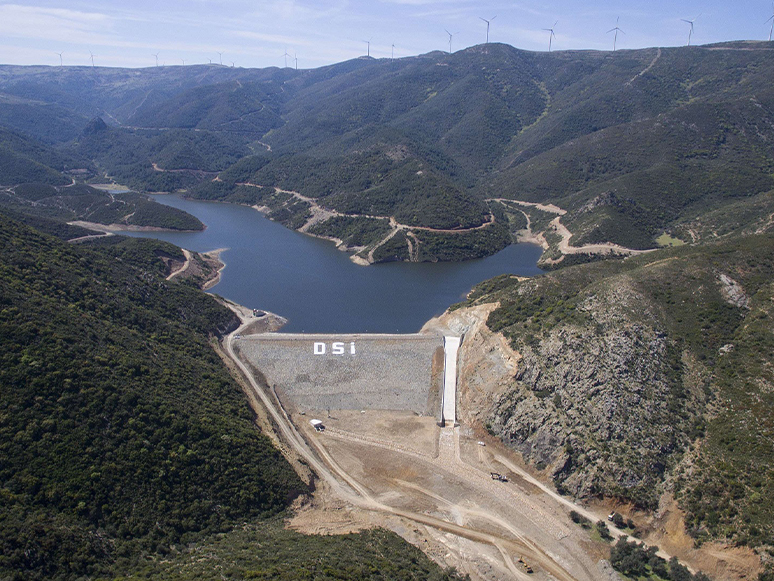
[681,14,700,46]
[217,51,223,65]
[294,52,298,70]
[152,52,159,67]
[363,38,372,57]
[181,58,186,65]
[766,3,774,41]
[607,16,625,51]
[283,48,290,68]
[56,51,63,67]
[89,50,96,68]
[543,21,558,52]
[444,29,459,54]
[391,43,395,60]
[479,15,496,43]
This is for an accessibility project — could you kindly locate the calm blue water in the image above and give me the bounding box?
[124,195,543,333]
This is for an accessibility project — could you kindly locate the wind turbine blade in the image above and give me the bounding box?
[479,17,487,23]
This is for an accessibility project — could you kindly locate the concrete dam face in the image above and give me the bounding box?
[235,334,445,416]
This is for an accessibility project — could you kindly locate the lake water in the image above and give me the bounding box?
[124,195,543,333]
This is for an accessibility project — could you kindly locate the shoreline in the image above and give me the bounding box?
[250,203,372,266]
[153,192,558,267]
[68,220,203,233]
[201,248,228,291]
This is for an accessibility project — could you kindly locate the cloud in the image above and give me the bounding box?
[0,4,113,42]
[231,30,314,48]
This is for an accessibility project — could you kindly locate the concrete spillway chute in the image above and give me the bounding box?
[441,335,461,427]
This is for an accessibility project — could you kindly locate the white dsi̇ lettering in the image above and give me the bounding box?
[312,341,357,355]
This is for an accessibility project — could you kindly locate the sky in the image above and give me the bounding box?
[0,0,772,70]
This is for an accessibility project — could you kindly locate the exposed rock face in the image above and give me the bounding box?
[717,274,750,310]
[469,277,709,509]
[491,322,683,508]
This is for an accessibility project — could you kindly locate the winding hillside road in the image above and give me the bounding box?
[166,248,193,280]
[222,311,583,579]
[488,198,655,258]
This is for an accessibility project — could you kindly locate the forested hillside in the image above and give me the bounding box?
[2,42,773,263]
[0,182,203,230]
[0,213,463,580]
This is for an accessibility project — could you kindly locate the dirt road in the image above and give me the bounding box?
[166,248,193,280]
[222,307,610,580]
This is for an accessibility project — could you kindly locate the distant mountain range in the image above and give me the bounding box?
[1,40,773,263]
[2,43,774,581]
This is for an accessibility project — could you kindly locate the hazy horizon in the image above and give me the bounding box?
[0,0,771,70]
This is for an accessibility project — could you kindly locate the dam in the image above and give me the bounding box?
[234,333,460,424]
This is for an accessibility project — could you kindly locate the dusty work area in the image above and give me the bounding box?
[225,309,623,580]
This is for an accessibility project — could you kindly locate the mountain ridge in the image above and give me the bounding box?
[3,41,774,263]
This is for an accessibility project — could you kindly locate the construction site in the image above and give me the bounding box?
[224,305,626,581]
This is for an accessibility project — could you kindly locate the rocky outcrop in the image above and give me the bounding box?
[490,319,687,508]
[461,276,710,509]
[717,273,750,310]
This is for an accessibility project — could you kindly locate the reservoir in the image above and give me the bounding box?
[125,195,543,333]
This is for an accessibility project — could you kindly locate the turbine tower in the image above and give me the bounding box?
[766,3,774,41]
[294,52,298,70]
[444,29,459,54]
[363,38,372,57]
[89,50,96,68]
[56,51,63,67]
[543,21,558,52]
[152,52,159,67]
[607,17,625,51]
[479,15,496,43]
[681,15,700,46]
[283,48,290,67]
[391,43,395,60]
